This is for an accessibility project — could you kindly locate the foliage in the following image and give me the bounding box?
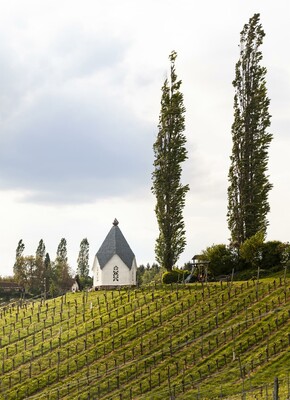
[136,264,146,284]
[13,240,51,295]
[137,263,161,285]
[15,239,25,259]
[162,268,189,284]
[201,239,289,276]
[261,240,287,269]
[77,238,91,288]
[227,13,273,248]
[0,276,14,282]
[36,239,46,260]
[23,256,39,294]
[13,240,26,286]
[201,244,237,276]
[152,51,189,271]
[181,261,192,272]
[281,242,290,267]
[53,238,73,295]
[240,231,265,268]
[77,238,89,278]
[30,239,46,294]
[13,256,27,289]
[13,255,45,295]
[44,253,53,295]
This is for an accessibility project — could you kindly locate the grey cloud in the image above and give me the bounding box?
[0,26,156,204]
[0,26,129,120]
[51,26,129,79]
[0,90,154,204]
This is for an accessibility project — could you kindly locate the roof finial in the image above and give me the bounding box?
[113,218,119,226]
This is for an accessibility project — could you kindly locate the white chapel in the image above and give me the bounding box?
[92,219,137,289]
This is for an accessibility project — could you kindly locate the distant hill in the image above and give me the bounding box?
[0,276,290,399]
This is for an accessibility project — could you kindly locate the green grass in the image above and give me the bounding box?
[0,277,289,399]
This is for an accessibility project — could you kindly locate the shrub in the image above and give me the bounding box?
[162,269,189,284]
[260,241,284,269]
[201,244,237,276]
[137,263,161,285]
[240,237,289,270]
[240,231,265,268]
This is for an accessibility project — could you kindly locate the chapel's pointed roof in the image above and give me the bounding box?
[96,219,135,269]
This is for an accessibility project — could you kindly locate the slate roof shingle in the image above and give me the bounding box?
[96,219,135,270]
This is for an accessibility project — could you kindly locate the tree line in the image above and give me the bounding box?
[11,238,92,296]
[152,13,284,275]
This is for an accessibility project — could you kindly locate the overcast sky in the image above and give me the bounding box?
[0,0,289,277]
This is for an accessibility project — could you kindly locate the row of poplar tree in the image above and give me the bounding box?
[12,238,92,296]
[152,13,276,271]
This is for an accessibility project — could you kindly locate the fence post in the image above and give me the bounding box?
[273,377,279,400]
[265,383,269,399]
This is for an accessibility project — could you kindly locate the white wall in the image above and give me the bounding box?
[92,254,137,287]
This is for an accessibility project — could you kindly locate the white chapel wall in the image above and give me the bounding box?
[98,254,135,286]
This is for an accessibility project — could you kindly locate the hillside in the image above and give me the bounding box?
[0,276,290,399]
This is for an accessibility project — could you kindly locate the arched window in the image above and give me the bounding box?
[113,265,119,282]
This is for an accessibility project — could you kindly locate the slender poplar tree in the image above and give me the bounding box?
[152,51,189,271]
[43,252,52,296]
[14,240,25,263]
[227,13,273,248]
[13,239,26,286]
[54,238,68,282]
[77,238,89,277]
[33,239,46,294]
[53,238,72,293]
[77,238,91,288]
[36,239,46,261]
[35,239,45,276]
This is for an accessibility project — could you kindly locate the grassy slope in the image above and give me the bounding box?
[0,276,289,399]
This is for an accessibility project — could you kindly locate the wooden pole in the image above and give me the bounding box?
[256,266,260,300]
[273,377,279,400]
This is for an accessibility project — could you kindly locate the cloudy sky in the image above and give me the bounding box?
[0,0,289,277]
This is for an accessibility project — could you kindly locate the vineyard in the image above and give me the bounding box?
[0,276,290,399]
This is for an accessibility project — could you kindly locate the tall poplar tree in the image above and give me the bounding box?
[44,253,52,296]
[35,239,46,277]
[77,238,92,288]
[53,238,72,293]
[227,13,273,248]
[36,239,46,261]
[13,240,26,287]
[77,238,89,277]
[152,51,189,271]
[15,239,25,260]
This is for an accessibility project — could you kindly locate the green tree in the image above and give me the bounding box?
[36,239,46,261]
[152,51,189,271]
[137,263,161,285]
[13,240,26,288]
[77,238,92,288]
[136,264,145,285]
[77,238,89,277]
[53,238,73,294]
[240,231,265,268]
[15,239,25,259]
[14,253,39,295]
[35,239,46,290]
[201,244,237,276]
[24,256,38,294]
[227,13,273,248]
[43,253,52,297]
